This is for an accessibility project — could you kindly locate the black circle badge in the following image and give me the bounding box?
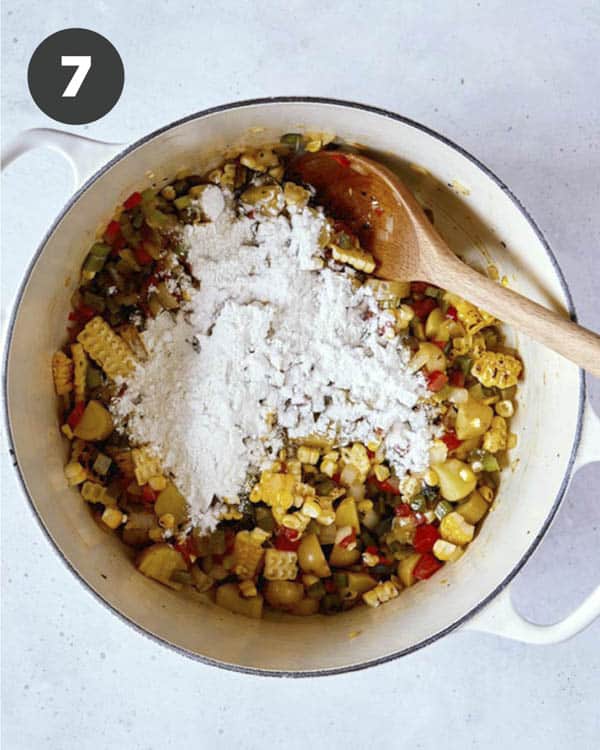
[28,29,124,125]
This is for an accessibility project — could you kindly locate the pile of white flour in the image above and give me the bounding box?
[112,191,437,530]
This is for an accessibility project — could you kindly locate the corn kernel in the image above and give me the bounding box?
[61,424,74,440]
[496,399,514,418]
[399,475,420,499]
[148,475,168,491]
[158,513,175,529]
[305,139,322,152]
[239,580,258,598]
[433,539,463,562]
[101,507,126,530]
[507,432,518,449]
[297,445,320,465]
[373,464,390,482]
[362,552,379,567]
[362,580,399,608]
[357,499,374,513]
[249,527,271,545]
[302,497,322,518]
[320,458,338,477]
[64,461,87,486]
[316,509,336,526]
[430,440,448,465]
[440,512,475,545]
[424,468,439,487]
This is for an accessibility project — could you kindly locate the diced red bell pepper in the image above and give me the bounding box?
[68,304,96,324]
[394,503,413,518]
[332,472,341,485]
[123,191,143,210]
[67,401,86,428]
[324,579,337,593]
[375,477,401,495]
[413,525,440,553]
[446,306,458,321]
[134,245,153,265]
[365,545,379,556]
[141,484,157,504]
[274,526,301,551]
[441,430,462,452]
[330,153,351,167]
[433,340,447,350]
[410,281,429,295]
[413,552,443,580]
[411,297,437,320]
[339,529,356,549]
[425,370,448,392]
[103,220,122,245]
[175,537,195,565]
[449,369,466,387]
[225,528,236,553]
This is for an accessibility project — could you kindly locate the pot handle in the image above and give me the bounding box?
[464,400,600,643]
[1,127,123,186]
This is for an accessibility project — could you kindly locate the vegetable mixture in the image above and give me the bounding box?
[53,133,522,619]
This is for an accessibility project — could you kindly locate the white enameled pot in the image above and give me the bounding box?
[3,98,600,676]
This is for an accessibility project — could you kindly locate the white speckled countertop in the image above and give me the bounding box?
[1,2,599,748]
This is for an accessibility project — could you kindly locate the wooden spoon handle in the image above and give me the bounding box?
[433,255,600,378]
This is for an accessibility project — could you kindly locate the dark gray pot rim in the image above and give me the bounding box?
[3,96,585,678]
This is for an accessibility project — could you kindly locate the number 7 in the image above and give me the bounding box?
[61,55,92,97]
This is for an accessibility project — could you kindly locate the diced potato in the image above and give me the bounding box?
[455,399,494,440]
[335,498,360,532]
[329,543,361,568]
[191,566,214,592]
[435,459,477,501]
[73,400,114,441]
[289,597,320,616]
[433,539,464,562]
[317,523,338,545]
[264,581,304,610]
[440,511,475,545]
[425,308,447,341]
[298,533,331,577]
[136,543,187,590]
[216,583,264,619]
[122,511,155,547]
[344,572,377,595]
[409,342,447,373]
[457,490,489,525]
[155,483,188,526]
[398,553,422,587]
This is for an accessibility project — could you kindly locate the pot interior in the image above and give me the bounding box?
[6,100,582,673]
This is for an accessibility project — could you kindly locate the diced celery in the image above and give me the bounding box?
[307,581,326,599]
[333,572,348,589]
[280,133,303,150]
[434,500,453,520]
[83,254,106,273]
[86,366,103,389]
[174,195,192,211]
[90,242,111,258]
[82,291,106,312]
[409,494,426,512]
[481,452,500,472]
[92,452,112,476]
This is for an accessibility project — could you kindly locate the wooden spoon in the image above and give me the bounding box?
[290,151,600,378]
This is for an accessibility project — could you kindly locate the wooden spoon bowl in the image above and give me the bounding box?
[290,151,600,377]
